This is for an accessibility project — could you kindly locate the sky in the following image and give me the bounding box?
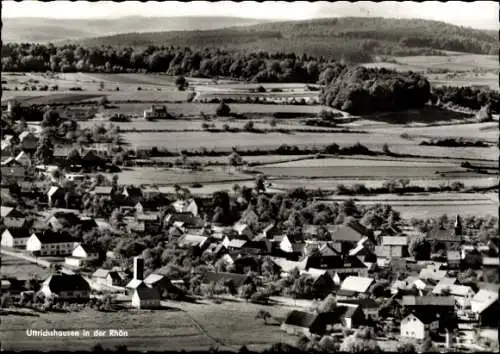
[2,1,498,30]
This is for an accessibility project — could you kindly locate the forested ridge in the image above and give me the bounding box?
[72,17,498,57]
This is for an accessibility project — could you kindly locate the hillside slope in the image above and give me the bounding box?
[72,17,498,58]
[1,16,270,43]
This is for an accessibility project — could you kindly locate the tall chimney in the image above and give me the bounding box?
[133,256,144,281]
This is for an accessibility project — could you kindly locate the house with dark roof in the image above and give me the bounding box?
[200,271,254,289]
[39,273,90,302]
[1,227,31,248]
[92,268,130,287]
[331,220,373,243]
[46,211,81,231]
[338,298,380,321]
[131,286,161,309]
[471,289,500,327]
[281,310,330,337]
[26,230,76,256]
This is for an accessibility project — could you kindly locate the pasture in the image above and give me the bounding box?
[0,255,49,280]
[0,300,296,351]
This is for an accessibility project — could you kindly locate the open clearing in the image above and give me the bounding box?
[0,301,295,351]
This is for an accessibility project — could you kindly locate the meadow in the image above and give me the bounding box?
[0,255,50,280]
[0,300,296,351]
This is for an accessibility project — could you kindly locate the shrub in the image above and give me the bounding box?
[216,101,231,116]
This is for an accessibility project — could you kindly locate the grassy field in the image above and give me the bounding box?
[363,54,498,72]
[0,301,296,351]
[151,154,314,165]
[0,255,49,280]
[121,130,498,161]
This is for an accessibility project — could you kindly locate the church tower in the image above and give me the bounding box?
[454,214,463,236]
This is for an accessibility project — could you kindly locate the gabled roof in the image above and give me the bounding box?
[448,285,474,297]
[419,268,447,281]
[201,271,252,288]
[283,310,318,328]
[3,227,30,239]
[227,238,248,249]
[144,273,170,286]
[47,186,61,197]
[177,234,208,247]
[338,298,379,309]
[471,289,499,314]
[340,276,374,293]
[3,217,27,229]
[432,278,458,295]
[1,157,22,166]
[42,274,90,292]
[233,222,251,235]
[482,257,500,266]
[91,186,113,195]
[126,279,146,289]
[304,255,366,270]
[32,230,74,244]
[271,257,306,273]
[92,268,110,278]
[406,311,439,325]
[401,295,455,307]
[331,222,370,242]
[382,236,408,246]
[1,205,14,218]
[75,243,100,254]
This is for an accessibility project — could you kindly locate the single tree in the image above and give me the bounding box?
[216,101,231,117]
[255,309,272,324]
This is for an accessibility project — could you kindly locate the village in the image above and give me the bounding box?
[1,98,499,353]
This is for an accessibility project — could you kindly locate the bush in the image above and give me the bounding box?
[216,101,231,116]
[243,121,255,131]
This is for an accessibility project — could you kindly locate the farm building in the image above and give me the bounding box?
[131,287,161,309]
[39,273,91,302]
[281,310,329,337]
[339,276,374,294]
[331,219,373,243]
[470,289,500,327]
[143,273,177,297]
[26,230,76,256]
[400,312,439,340]
[1,227,31,248]
[177,234,209,249]
[377,236,409,258]
[338,298,380,321]
[144,105,169,120]
[432,277,458,295]
[92,268,130,287]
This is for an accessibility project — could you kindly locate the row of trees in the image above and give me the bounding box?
[2,43,333,83]
[431,86,499,114]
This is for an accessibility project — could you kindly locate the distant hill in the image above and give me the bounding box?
[1,16,270,43]
[71,17,498,58]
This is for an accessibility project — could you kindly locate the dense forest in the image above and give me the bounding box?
[431,86,500,114]
[319,66,431,114]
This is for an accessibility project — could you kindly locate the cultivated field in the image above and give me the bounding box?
[106,167,250,186]
[0,300,296,351]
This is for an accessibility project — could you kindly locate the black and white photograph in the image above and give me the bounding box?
[0,1,499,352]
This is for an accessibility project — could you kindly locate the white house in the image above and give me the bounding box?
[1,228,31,248]
[26,230,75,256]
[65,243,100,268]
[400,312,439,340]
[448,285,476,308]
[172,198,198,216]
[279,235,304,253]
